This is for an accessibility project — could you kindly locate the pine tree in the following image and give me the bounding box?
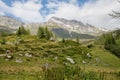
[21,26,25,34]
[105,34,116,45]
[37,26,54,39]
[62,38,65,43]
[37,27,45,39]
[26,29,30,35]
[16,26,29,36]
[50,31,53,38]
[37,27,42,38]
[45,27,51,40]
[16,27,22,36]
[76,36,79,43]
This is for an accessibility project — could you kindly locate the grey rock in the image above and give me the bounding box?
[66,57,75,64]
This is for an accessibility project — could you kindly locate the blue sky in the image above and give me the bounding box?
[1,0,88,18]
[0,0,120,29]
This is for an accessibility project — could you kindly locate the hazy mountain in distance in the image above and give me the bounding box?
[0,16,24,29]
[0,15,106,38]
[0,16,24,33]
[46,17,105,36]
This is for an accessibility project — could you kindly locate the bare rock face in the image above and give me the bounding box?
[0,16,24,34]
[0,16,24,29]
[47,17,105,36]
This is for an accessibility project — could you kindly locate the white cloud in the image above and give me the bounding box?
[0,0,11,14]
[11,1,43,22]
[47,2,58,8]
[0,12,5,15]
[69,0,77,4]
[0,0,120,29]
[47,3,80,20]
[46,0,120,29]
[0,0,43,22]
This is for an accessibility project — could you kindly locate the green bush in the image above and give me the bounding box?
[87,44,93,48]
[42,65,105,80]
[0,38,6,45]
[105,44,120,58]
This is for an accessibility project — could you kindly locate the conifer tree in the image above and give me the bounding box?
[76,36,79,43]
[45,27,51,40]
[16,26,30,36]
[37,27,45,39]
[16,27,22,36]
[105,34,116,45]
[37,26,53,39]
[62,38,65,43]
[26,29,30,35]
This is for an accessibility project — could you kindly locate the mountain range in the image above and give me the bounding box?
[0,16,106,39]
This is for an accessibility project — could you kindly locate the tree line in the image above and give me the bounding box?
[16,26,54,40]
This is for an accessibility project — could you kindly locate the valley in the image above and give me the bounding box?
[0,16,119,80]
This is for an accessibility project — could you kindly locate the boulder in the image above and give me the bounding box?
[87,53,92,58]
[82,60,87,64]
[55,56,58,60]
[25,53,32,57]
[50,37,56,42]
[18,53,23,56]
[6,55,12,59]
[66,57,75,64]
[6,50,11,54]
[15,59,22,63]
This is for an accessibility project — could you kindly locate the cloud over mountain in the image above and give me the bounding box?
[0,0,120,29]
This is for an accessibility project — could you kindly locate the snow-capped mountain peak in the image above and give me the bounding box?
[48,17,105,35]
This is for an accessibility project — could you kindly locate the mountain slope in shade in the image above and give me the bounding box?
[52,28,95,39]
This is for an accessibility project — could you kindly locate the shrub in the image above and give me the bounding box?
[42,65,104,80]
[105,44,120,58]
[0,38,6,45]
[87,44,93,48]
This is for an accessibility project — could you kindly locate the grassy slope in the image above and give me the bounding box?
[90,45,120,70]
[0,35,119,80]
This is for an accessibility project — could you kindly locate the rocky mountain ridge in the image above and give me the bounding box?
[0,15,106,38]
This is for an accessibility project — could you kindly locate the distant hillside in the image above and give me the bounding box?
[0,25,16,34]
[0,16,24,34]
[0,16,24,29]
[0,16,106,39]
[52,28,95,39]
[46,17,105,36]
